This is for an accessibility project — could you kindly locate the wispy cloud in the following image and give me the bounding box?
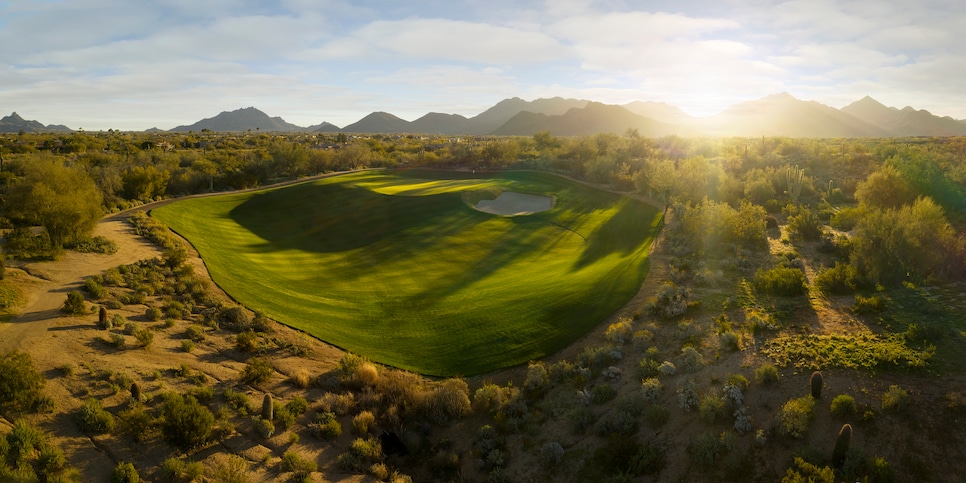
[1,0,964,129]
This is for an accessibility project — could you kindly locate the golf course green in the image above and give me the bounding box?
[151,170,663,375]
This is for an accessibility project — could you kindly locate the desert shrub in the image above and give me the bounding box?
[62,291,86,315]
[643,404,669,428]
[755,363,780,385]
[596,410,637,436]
[145,306,162,321]
[180,340,195,352]
[722,383,744,407]
[184,324,205,342]
[636,358,660,379]
[782,457,834,483]
[719,331,740,351]
[111,462,139,483]
[604,318,633,344]
[786,205,824,241]
[830,394,856,417]
[287,369,311,389]
[733,407,752,434]
[677,379,699,411]
[569,407,596,434]
[77,398,115,434]
[632,330,654,352]
[905,323,946,344]
[650,282,690,318]
[351,361,379,387]
[209,454,250,483]
[340,437,383,472]
[473,384,509,413]
[309,411,342,440]
[881,385,909,413]
[657,361,676,376]
[429,378,471,423]
[319,392,356,416]
[36,443,66,477]
[547,360,575,382]
[160,393,215,451]
[778,396,815,438]
[869,456,895,483]
[352,410,376,435]
[699,393,727,424]
[539,441,564,469]
[523,362,550,393]
[815,262,859,294]
[0,350,45,410]
[281,451,317,478]
[577,344,622,370]
[689,432,727,469]
[754,266,807,296]
[84,277,109,299]
[7,418,45,462]
[680,347,705,373]
[241,358,274,386]
[164,300,189,319]
[235,330,257,353]
[162,458,204,480]
[853,294,885,314]
[616,392,645,417]
[134,327,154,348]
[473,424,505,456]
[118,407,155,442]
[641,378,662,403]
[223,388,255,416]
[590,384,617,404]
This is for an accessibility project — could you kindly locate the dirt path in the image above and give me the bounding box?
[0,216,162,352]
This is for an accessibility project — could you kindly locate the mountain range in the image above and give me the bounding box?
[0,112,72,133]
[5,94,966,138]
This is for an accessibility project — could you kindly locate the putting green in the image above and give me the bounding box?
[152,170,662,375]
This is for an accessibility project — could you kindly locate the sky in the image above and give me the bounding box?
[2,0,965,131]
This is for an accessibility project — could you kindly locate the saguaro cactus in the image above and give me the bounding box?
[262,393,273,421]
[833,423,853,467]
[810,371,823,399]
[785,165,805,205]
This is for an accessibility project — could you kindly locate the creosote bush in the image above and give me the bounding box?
[778,395,815,438]
[77,398,115,434]
[111,462,139,483]
[755,363,780,385]
[160,392,215,451]
[241,358,274,386]
[881,385,909,413]
[352,410,376,435]
[830,394,856,417]
[62,290,87,315]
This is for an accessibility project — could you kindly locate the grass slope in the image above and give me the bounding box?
[152,170,662,375]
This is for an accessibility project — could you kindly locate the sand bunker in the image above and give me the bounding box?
[474,191,554,216]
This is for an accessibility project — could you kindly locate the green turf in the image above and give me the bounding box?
[152,170,663,375]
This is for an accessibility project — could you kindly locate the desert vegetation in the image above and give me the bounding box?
[0,131,964,480]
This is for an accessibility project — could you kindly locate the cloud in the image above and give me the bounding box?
[352,18,567,64]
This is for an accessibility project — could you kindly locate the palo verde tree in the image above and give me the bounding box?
[4,157,103,247]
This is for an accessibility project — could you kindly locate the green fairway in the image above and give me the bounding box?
[152,170,663,375]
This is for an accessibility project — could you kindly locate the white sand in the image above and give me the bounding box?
[475,191,554,216]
